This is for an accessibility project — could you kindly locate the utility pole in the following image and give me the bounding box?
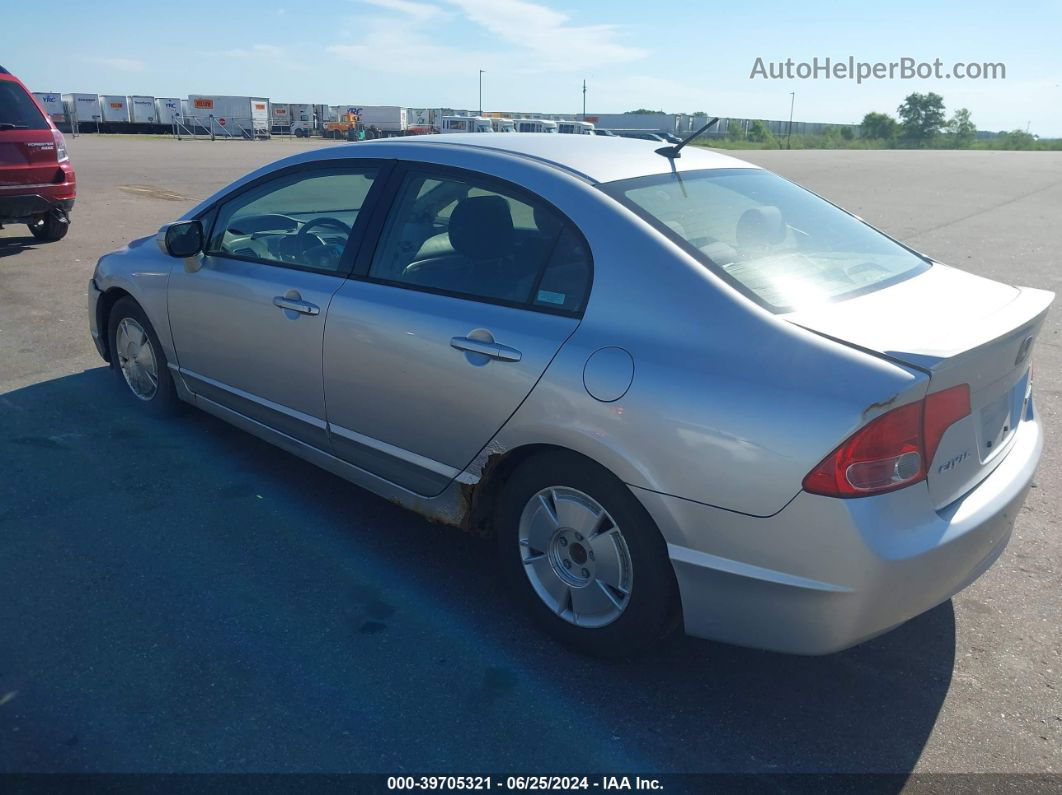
[582,79,587,120]
[479,70,485,115]
[787,91,795,150]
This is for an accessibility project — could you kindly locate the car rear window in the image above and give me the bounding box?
[0,81,50,130]
[600,168,929,312]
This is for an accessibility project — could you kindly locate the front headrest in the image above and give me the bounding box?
[736,206,787,248]
[449,195,515,260]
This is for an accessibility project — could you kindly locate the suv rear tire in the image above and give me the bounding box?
[27,211,69,242]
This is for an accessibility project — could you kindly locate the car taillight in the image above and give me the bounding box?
[923,384,971,466]
[52,129,68,162]
[803,384,970,498]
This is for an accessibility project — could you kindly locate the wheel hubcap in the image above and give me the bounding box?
[115,318,159,401]
[518,487,633,628]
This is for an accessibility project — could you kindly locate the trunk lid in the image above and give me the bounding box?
[0,129,60,187]
[787,264,1053,508]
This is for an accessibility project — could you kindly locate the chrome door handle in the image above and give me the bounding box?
[273,296,320,315]
[450,336,522,362]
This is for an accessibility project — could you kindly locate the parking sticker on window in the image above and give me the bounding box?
[537,290,566,305]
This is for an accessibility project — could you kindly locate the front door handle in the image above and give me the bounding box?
[450,336,522,362]
[273,296,320,315]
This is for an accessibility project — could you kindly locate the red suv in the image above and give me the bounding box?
[0,64,75,242]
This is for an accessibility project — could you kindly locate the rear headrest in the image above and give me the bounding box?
[532,204,562,237]
[449,195,515,260]
[736,206,787,248]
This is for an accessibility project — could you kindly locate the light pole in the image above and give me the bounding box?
[479,70,485,115]
[787,91,795,150]
[582,79,587,120]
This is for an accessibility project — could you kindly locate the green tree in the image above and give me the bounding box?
[946,108,976,147]
[997,129,1036,150]
[727,119,745,140]
[748,119,771,142]
[860,111,898,141]
[624,108,665,115]
[897,92,946,144]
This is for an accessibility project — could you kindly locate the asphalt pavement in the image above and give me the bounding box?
[0,136,1059,775]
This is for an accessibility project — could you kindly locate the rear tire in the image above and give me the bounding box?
[495,451,679,657]
[27,211,69,242]
[107,297,182,417]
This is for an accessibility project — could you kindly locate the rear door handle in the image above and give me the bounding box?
[450,336,522,362]
[273,296,320,315]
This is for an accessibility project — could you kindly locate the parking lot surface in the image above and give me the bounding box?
[1,137,1059,774]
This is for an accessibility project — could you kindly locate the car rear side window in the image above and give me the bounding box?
[601,168,929,312]
[368,170,591,313]
[0,82,50,131]
[206,166,379,274]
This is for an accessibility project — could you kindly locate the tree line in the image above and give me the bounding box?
[626,95,1053,150]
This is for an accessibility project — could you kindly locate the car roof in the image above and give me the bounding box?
[337,133,759,184]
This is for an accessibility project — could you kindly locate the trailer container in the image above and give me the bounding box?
[100,95,131,123]
[355,106,407,132]
[186,95,271,138]
[31,92,65,123]
[271,102,290,133]
[129,95,157,124]
[156,97,182,124]
[63,93,103,127]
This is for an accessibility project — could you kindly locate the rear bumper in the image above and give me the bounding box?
[635,403,1042,654]
[0,191,74,222]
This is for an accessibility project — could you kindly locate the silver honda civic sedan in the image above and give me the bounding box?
[87,134,1052,657]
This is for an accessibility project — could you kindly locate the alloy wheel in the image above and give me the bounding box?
[517,486,633,628]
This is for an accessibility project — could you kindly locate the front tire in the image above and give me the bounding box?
[107,297,181,417]
[495,451,679,657]
[27,211,69,242]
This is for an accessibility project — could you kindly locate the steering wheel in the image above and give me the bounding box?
[293,217,352,270]
[297,217,351,248]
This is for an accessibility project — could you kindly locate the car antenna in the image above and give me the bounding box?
[655,116,720,159]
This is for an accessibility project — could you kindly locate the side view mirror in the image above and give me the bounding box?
[162,220,204,258]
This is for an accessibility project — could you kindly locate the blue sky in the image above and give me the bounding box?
[6,0,1060,134]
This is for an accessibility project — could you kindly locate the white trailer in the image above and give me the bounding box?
[63,93,103,127]
[271,103,290,124]
[32,93,66,123]
[558,120,594,134]
[155,97,182,124]
[513,118,558,133]
[356,106,407,132]
[186,95,271,138]
[491,118,516,133]
[100,95,131,123]
[129,95,157,124]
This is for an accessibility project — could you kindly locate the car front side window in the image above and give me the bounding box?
[207,166,379,274]
[366,169,591,312]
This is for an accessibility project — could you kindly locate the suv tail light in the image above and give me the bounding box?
[52,129,68,162]
[803,384,970,498]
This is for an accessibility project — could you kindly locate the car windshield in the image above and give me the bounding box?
[0,81,50,130]
[601,168,929,312]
